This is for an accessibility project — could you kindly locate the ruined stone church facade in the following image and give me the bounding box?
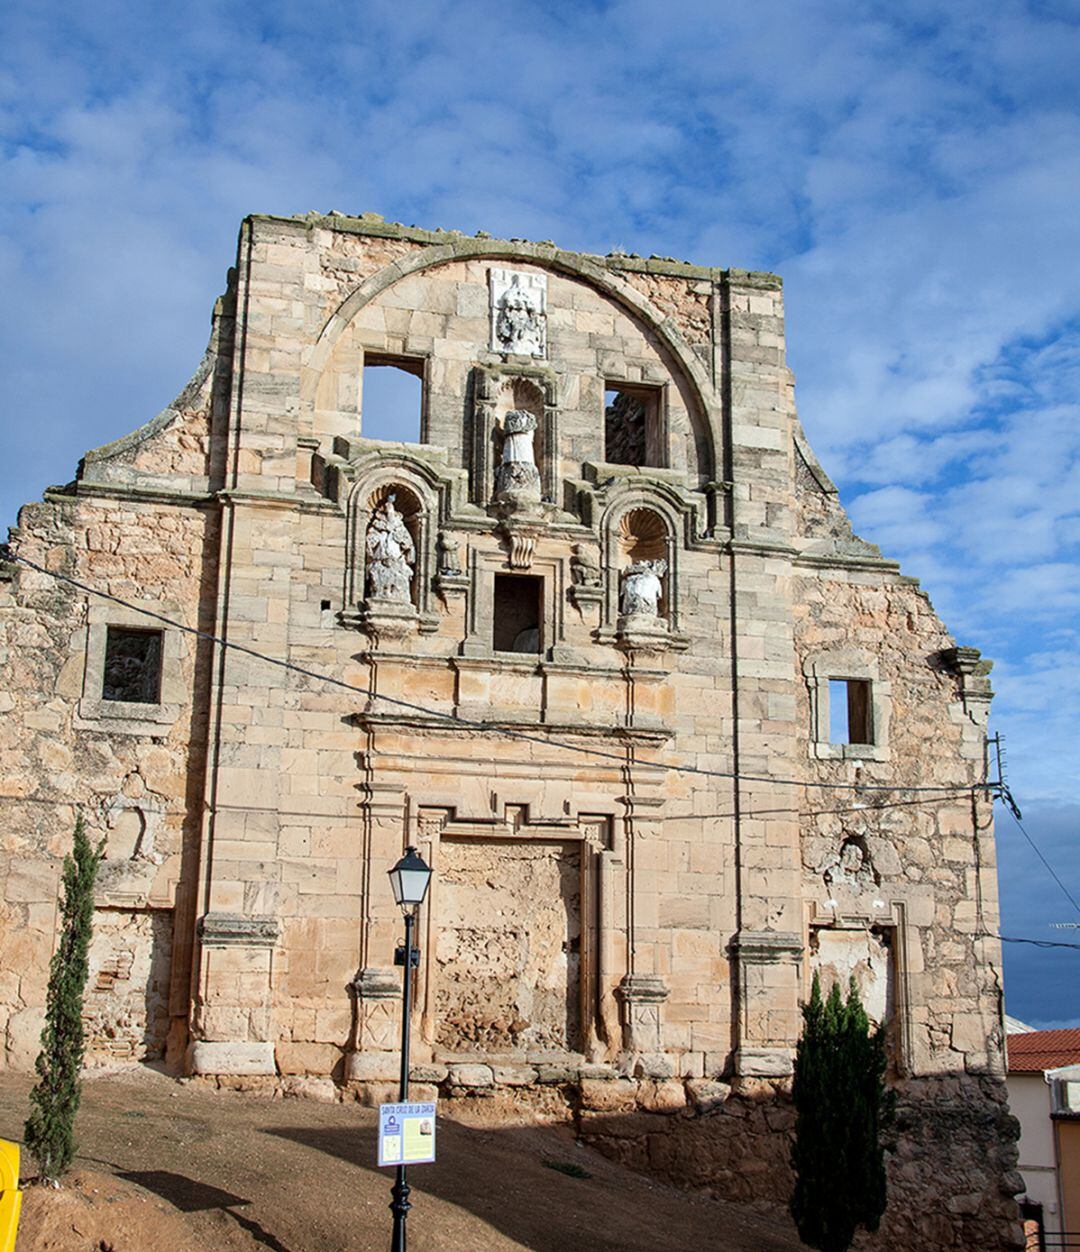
[1,213,1021,1247]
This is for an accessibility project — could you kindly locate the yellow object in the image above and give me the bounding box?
[0,1138,21,1252]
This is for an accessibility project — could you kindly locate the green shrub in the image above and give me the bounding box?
[24,814,102,1184]
[791,972,893,1252]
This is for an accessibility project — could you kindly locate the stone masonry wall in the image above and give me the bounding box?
[0,344,220,1067]
[0,211,1020,1248]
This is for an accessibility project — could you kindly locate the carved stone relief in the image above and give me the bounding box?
[436,531,462,576]
[490,268,547,357]
[820,835,879,896]
[569,544,601,592]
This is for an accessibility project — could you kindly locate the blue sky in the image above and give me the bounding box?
[2,0,1078,1026]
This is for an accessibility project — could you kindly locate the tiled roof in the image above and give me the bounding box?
[1007,1028,1080,1073]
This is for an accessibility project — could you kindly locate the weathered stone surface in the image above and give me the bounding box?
[447,1064,494,1088]
[0,211,1018,1249]
[188,1042,276,1076]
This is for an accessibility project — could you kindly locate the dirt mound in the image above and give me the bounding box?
[17,1167,248,1251]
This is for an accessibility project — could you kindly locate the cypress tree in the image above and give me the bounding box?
[791,971,892,1252]
[24,814,102,1185]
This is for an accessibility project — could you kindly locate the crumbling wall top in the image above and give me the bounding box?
[247,210,783,288]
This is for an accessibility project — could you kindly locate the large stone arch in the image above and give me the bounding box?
[300,240,719,478]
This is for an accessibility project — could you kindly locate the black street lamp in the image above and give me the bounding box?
[387,845,432,1252]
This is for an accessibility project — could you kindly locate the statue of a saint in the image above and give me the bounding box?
[365,495,415,603]
[620,559,667,618]
[494,410,541,501]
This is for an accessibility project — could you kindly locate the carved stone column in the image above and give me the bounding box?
[188,913,280,1075]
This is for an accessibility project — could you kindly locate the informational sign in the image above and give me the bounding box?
[378,1102,436,1168]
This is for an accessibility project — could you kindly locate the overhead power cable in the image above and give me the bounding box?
[984,932,1080,952]
[2,548,996,798]
[10,550,1079,921]
[1003,804,1080,917]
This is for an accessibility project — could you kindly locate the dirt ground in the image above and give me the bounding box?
[0,1067,804,1252]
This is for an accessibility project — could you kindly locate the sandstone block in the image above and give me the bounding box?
[579,1079,638,1114]
[447,1063,494,1088]
[637,1079,687,1114]
[282,1076,339,1103]
[685,1078,731,1113]
[188,1040,276,1076]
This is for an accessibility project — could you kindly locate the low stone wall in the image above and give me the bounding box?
[188,1060,1024,1251]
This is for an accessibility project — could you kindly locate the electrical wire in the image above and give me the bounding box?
[3,548,995,798]
[9,551,1080,951]
[985,933,1080,952]
[1003,805,1080,916]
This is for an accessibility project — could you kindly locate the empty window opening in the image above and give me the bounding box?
[102,628,163,704]
[829,679,873,745]
[362,356,424,443]
[493,574,543,654]
[604,385,661,467]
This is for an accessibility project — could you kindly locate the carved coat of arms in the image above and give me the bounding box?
[490,268,547,357]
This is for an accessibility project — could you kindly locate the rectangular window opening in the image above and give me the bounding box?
[604,384,661,467]
[492,574,543,654]
[102,627,164,704]
[828,678,873,745]
[362,354,424,443]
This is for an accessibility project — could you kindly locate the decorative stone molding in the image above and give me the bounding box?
[76,598,186,736]
[351,967,400,1000]
[198,913,280,948]
[616,973,670,1053]
[459,547,568,660]
[732,930,803,964]
[803,649,891,762]
[941,645,994,727]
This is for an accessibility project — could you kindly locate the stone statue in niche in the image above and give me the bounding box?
[621,559,667,617]
[436,531,462,576]
[822,836,877,894]
[494,410,542,502]
[365,495,415,603]
[490,268,547,357]
[570,544,601,587]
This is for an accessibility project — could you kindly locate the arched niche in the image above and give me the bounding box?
[473,367,557,509]
[596,493,687,645]
[345,470,439,634]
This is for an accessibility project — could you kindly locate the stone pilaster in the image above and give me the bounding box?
[188,912,280,1075]
[731,930,803,1076]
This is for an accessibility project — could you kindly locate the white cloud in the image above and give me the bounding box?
[1,0,1078,1005]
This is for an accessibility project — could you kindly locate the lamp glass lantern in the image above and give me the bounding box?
[388,846,432,913]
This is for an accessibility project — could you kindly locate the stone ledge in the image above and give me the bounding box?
[187,1040,276,1076]
[198,913,280,948]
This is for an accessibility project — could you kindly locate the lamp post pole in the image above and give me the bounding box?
[386,846,430,1252]
[389,905,415,1252]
